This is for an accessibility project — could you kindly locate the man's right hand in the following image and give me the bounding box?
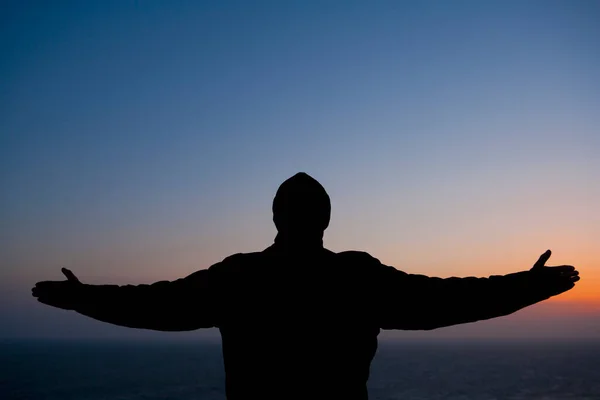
[529,250,580,297]
[32,268,83,311]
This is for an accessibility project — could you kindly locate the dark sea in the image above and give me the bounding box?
[2,339,600,400]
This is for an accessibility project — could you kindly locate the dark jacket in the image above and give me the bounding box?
[71,243,552,400]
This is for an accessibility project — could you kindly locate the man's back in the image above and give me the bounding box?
[213,247,381,400]
[31,172,580,400]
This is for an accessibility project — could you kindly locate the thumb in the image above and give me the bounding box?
[532,250,552,270]
[61,267,81,283]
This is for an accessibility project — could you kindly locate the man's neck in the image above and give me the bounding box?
[272,232,324,253]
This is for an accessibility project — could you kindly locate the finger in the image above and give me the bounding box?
[541,265,574,272]
[559,282,575,293]
[37,297,60,307]
[32,282,52,295]
[571,275,580,283]
[562,272,579,280]
[32,286,53,298]
[532,250,552,269]
[548,281,575,296]
[61,268,80,283]
[37,296,74,310]
[33,281,60,291]
[555,267,577,276]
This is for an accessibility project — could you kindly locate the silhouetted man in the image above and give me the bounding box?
[32,172,580,400]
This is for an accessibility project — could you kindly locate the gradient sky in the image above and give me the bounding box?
[1,0,598,340]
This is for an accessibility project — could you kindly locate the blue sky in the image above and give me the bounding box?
[1,0,599,339]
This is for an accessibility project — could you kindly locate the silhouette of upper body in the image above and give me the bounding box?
[32,172,580,400]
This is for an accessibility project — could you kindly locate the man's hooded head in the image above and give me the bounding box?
[272,173,331,238]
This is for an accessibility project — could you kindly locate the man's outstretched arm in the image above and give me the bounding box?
[373,250,580,330]
[32,265,220,331]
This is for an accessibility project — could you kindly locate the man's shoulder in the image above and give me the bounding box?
[223,251,263,263]
[208,251,264,272]
[335,250,382,266]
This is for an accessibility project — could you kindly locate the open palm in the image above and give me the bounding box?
[32,268,82,310]
[530,250,580,297]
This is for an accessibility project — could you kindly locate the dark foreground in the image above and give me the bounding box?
[2,339,599,400]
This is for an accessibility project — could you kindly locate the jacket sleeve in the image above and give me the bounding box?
[72,265,221,331]
[370,256,556,330]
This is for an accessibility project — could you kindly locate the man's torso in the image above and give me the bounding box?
[211,247,383,399]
